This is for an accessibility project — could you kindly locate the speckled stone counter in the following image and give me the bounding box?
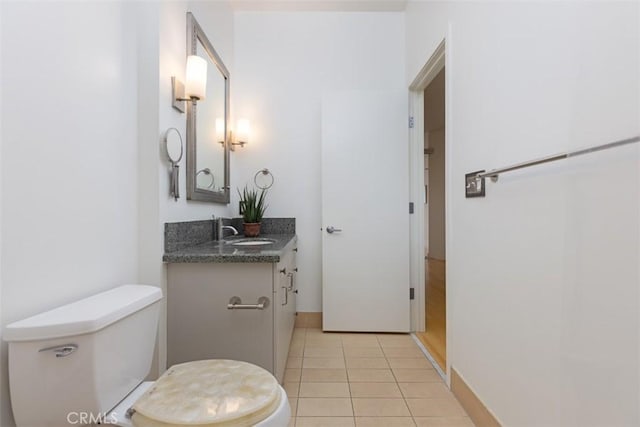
[163,234,297,263]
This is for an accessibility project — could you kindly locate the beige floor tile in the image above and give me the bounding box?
[355,417,416,426]
[352,398,411,417]
[405,398,467,417]
[413,417,474,427]
[342,335,381,347]
[293,329,307,338]
[382,346,427,358]
[288,416,295,427]
[289,344,304,358]
[299,382,351,398]
[301,368,348,382]
[392,369,442,383]
[349,382,402,398]
[285,369,302,382]
[398,383,451,398]
[303,358,346,369]
[289,398,298,417]
[305,330,341,339]
[287,357,303,369]
[343,346,385,358]
[304,346,344,358]
[347,369,396,382]
[387,358,433,369]
[297,398,354,417]
[296,417,356,426]
[284,382,300,397]
[376,334,416,347]
[346,358,390,369]
[305,328,332,335]
[292,336,306,346]
[305,336,343,347]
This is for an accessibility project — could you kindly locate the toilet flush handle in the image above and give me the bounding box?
[38,343,78,357]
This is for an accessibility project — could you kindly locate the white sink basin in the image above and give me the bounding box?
[228,238,276,246]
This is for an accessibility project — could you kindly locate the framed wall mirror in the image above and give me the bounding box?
[186,12,230,203]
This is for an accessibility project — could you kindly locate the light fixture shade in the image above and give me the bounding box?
[185,55,207,100]
[236,119,250,145]
[215,118,225,144]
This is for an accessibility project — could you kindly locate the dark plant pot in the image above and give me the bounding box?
[243,222,261,237]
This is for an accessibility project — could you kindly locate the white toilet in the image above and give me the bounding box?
[4,285,290,427]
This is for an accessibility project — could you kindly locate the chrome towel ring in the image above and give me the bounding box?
[254,168,274,190]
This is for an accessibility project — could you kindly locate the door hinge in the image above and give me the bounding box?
[408,116,415,129]
[409,202,414,214]
[410,288,415,300]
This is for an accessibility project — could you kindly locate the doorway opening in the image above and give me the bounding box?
[408,38,448,380]
[415,68,446,371]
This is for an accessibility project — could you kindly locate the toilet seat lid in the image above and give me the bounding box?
[132,360,280,426]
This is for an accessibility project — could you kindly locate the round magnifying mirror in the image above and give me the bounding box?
[165,128,184,164]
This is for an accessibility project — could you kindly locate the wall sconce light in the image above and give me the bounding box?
[230,119,250,150]
[171,55,207,113]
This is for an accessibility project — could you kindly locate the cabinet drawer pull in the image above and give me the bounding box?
[282,286,288,306]
[287,272,294,291]
[227,296,270,310]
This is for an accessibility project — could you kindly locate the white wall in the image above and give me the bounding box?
[0,2,139,425]
[0,2,236,424]
[233,11,406,311]
[137,0,236,375]
[407,1,639,426]
[0,4,4,423]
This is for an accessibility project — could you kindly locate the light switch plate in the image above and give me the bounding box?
[465,170,486,198]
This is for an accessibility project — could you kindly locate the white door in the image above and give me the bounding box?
[321,91,410,332]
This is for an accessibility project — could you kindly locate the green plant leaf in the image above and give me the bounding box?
[237,185,268,223]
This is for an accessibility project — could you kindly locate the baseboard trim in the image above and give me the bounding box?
[451,368,501,427]
[295,312,322,328]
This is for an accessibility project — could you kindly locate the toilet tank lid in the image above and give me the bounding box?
[3,285,163,342]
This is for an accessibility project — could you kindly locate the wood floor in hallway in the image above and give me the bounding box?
[416,258,446,371]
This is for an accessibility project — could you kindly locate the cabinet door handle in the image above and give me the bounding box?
[287,272,294,291]
[281,286,288,306]
[227,296,270,310]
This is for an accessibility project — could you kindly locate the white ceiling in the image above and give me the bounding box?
[230,0,408,12]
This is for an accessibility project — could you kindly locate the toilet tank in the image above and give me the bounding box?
[4,284,162,427]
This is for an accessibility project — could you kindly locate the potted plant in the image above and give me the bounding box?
[238,185,268,237]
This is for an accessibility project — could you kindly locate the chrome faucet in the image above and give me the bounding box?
[215,216,238,241]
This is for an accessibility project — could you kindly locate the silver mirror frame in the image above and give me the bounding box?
[185,12,230,204]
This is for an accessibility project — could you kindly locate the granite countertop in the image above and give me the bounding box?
[163,234,297,263]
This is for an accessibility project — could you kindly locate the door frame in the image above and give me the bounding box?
[408,36,452,382]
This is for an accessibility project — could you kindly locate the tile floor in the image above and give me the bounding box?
[284,328,475,426]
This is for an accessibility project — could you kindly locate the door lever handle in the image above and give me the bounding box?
[326,226,342,234]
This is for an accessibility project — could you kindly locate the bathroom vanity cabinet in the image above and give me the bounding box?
[166,243,297,383]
